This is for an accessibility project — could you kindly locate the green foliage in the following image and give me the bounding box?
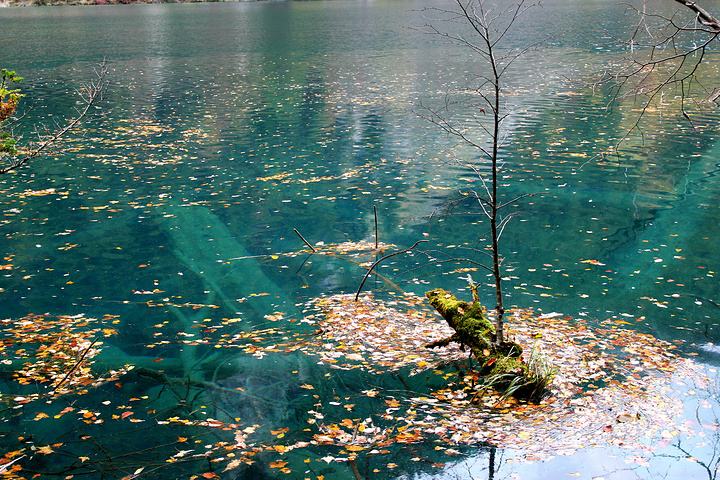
[520,344,556,401]
[0,131,17,156]
[0,68,23,156]
[477,347,554,403]
[1,69,24,107]
[0,68,24,96]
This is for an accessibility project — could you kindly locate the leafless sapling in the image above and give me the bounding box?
[418,0,537,346]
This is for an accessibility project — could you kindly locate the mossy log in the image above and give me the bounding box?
[425,288,549,400]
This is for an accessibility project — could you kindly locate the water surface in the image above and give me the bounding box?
[1,1,720,478]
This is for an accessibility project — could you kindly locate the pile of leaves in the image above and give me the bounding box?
[0,313,131,401]
[296,293,466,374]
[257,159,383,185]
[283,293,705,461]
[313,240,394,256]
[0,296,708,478]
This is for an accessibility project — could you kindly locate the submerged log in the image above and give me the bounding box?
[425,288,551,401]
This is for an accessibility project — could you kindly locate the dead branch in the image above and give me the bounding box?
[607,0,719,143]
[354,240,428,301]
[673,0,720,31]
[0,455,26,474]
[373,206,380,250]
[0,60,108,174]
[293,227,317,253]
[51,338,100,395]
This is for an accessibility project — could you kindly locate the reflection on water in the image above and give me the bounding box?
[1,0,720,478]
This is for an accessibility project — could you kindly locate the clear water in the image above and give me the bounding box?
[1,0,720,478]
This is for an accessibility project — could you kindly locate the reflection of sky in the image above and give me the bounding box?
[426,366,720,480]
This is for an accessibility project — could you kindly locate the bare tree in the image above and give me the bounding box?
[0,61,108,174]
[418,0,535,346]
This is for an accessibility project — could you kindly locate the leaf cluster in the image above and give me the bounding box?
[0,68,23,155]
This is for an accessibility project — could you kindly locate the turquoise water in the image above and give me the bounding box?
[1,0,720,478]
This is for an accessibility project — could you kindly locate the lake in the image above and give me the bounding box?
[1,0,720,478]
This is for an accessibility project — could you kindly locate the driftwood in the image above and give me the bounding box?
[425,288,551,400]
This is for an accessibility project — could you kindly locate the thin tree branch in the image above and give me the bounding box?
[0,60,108,174]
[355,240,429,301]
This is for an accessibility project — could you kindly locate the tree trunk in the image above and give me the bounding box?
[425,289,550,401]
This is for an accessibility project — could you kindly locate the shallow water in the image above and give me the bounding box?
[1,0,720,478]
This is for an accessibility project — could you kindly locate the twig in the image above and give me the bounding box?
[0,455,25,474]
[348,458,364,480]
[52,338,100,394]
[354,240,428,301]
[293,228,317,253]
[373,205,379,250]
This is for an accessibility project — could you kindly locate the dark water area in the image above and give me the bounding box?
[1,0,720,478]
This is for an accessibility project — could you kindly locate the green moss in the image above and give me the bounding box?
[487,355,528,376]
[426,289,465,321]
[426,288,551,402]
[456,314,493,342]
[426,289,495,343]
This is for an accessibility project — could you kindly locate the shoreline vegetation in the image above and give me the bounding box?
[0,0,264,7]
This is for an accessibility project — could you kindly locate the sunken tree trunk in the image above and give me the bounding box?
[425,288,551,401]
